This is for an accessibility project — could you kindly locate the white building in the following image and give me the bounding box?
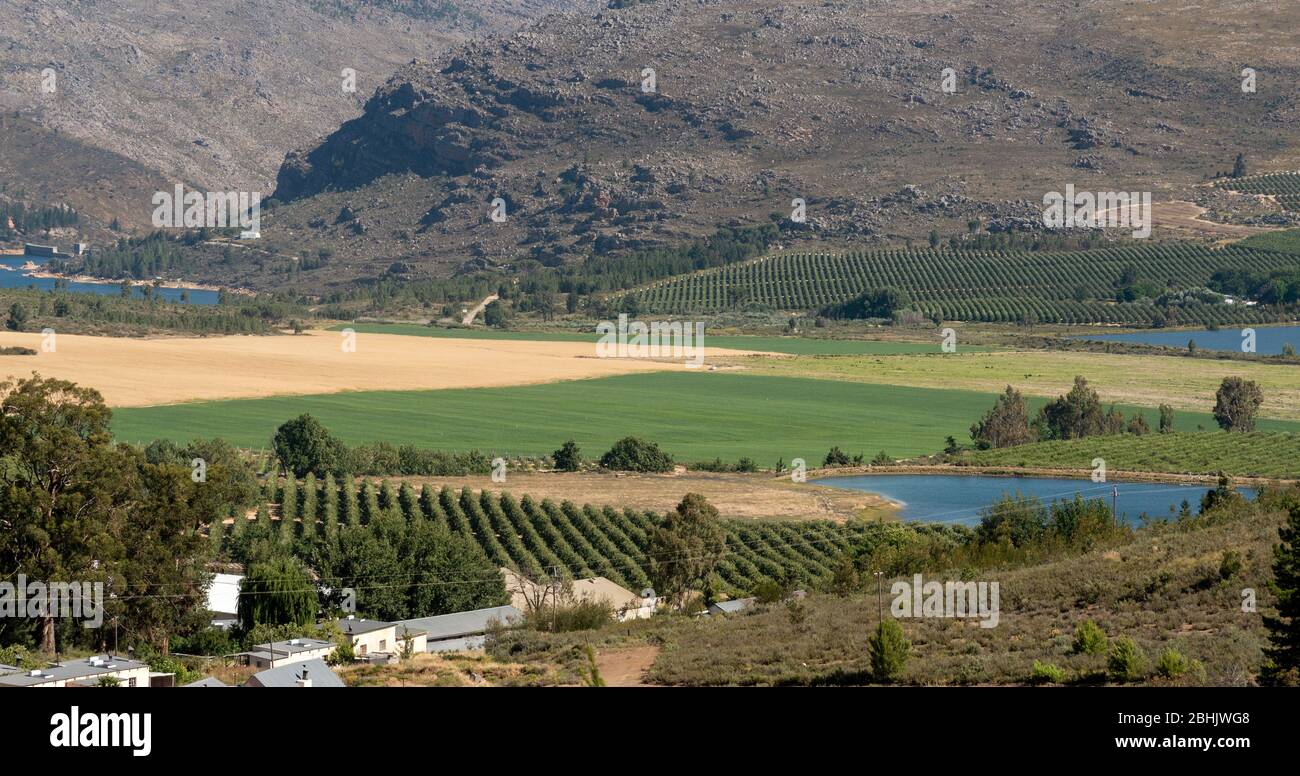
[237,637,336,670]
[206,572,243,630]
[0,655,152,688]
[337,616,426,658]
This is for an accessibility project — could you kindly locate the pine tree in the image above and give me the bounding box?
[277,510,293,547]
[379,480,401,517]
[321,473,339,537]
[302,472,319,528]
[869,619,911,682]
[398,482,419,522]
[262,462,279,503]
[341,477,359,527]
[419,484,446,529]
[208,516,225,558]
[359,481,381,524]
[439,485,465,533]
[281,475,298,522]
[1263,504,1300,685]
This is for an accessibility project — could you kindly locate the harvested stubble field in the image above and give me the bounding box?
[0,329,750,407]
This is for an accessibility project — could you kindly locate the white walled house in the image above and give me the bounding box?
[0,655,151,688]
[336,616,425,658]
[236,637,336,670]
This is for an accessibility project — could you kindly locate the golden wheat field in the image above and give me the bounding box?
[0,330,754,407]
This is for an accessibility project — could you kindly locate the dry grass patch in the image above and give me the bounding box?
[0,329,754,407]
[339,652,564,687]
[734,349,1300,422]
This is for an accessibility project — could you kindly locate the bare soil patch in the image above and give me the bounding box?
[596,646,660,687]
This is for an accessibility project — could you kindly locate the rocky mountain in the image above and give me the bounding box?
[0,0,597,230]
[243,0,1298,293]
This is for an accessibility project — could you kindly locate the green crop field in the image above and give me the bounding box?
[112,372,1298,463]
[961,431,1300,479]
[256,481,870,594]
[621,243,1297,324]
[326,322,965,355]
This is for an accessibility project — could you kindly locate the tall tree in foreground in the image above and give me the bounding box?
[1213,377,1263,432]
[1,374,225,654]
[1262,505,1300,686]
[0,374,116,653]
[648,493,726,608]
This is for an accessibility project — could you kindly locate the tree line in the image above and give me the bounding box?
[968,375,1264,450]
[0,200,78,238]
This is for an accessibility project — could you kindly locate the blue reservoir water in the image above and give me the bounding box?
[811,473,1254,525]
[0,256,218,305]
[1078,325,1300,355]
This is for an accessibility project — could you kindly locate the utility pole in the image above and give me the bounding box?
[873,571,884,623]
[1112,484,1119,523]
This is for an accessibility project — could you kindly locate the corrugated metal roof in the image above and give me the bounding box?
[0,655,148,687]
[708,597,756,614]
[337,617,395,635]
[397,605,523,642]
[247,658,344,688]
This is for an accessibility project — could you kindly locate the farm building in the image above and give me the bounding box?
[235,637,336,670]
[503,568,659,621]
[396,605,523,653]
[336,615,426,658]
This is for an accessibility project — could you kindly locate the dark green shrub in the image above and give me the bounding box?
[1073,619,1108,655]
[1219,550,1243,580]
[1030,660,1066,684]
[1108,637,1148,682]
[552,440,583,472]
[823,446,851,467]
[1156,648,1191,679]
[599,437,674,473]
